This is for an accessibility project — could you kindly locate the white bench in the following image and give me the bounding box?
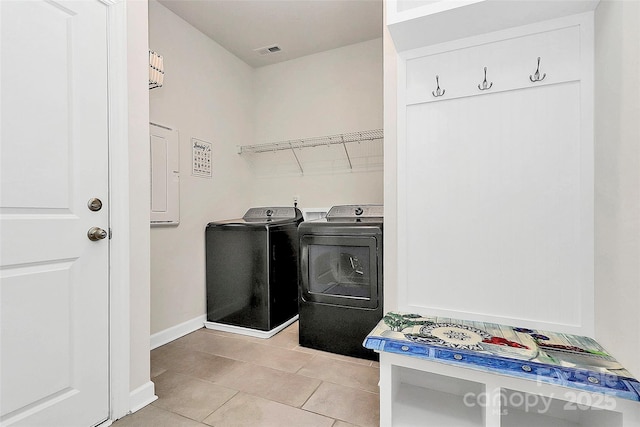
[365,312,640,427]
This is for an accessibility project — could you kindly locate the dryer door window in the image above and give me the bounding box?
[309,245,371,298]
[301,235,379,309]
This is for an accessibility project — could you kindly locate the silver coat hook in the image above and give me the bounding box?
[530,57,546,82]
[478,67,493,91]
[432,75,445,97]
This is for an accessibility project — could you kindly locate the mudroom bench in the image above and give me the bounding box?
[364,312,640,427]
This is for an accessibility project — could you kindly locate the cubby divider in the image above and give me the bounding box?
[380,352,638,427]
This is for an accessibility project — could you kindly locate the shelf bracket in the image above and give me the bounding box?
[341,135,353,170]
[289,142,304,174]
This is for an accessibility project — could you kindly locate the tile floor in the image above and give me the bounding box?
[112,322,380,427]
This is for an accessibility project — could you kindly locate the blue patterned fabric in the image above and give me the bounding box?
[364,312,640,401]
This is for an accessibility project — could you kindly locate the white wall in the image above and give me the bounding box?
[251,39,384,208]
[127,0,152,395]
[148,1,255,334]
[594,0,640,377]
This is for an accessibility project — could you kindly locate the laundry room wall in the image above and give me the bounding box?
[148,0,255,336]
[148,3,384,340]
[249,39,384,209]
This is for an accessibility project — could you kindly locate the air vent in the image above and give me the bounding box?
[254,45,282,56]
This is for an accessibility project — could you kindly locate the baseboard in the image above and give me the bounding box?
[128,381,157,414]
[150,314,206,350]
[204,315,298,339]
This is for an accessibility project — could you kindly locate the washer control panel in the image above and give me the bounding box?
[243,207,298,220]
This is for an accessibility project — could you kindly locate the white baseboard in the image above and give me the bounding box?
[150,314,206,350]
[204,315,298,339]
[128,381,157,414]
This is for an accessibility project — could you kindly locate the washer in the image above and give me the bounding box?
[298,204,383,360]
[205,207,303,338]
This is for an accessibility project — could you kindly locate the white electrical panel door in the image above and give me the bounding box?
[150,124,180,225]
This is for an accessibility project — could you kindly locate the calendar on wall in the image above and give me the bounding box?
[191,138,212,178]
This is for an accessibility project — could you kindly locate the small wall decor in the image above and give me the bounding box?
[478,66,493,90]
[529,56,547,82]
[191,138,212,178]
[432,75,445,97]
[149,50,164,89]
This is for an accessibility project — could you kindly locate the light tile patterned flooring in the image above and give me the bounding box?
[112,322,380,427]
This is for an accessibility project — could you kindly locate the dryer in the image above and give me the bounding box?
[298,205,383,360]
[205,207,303,338]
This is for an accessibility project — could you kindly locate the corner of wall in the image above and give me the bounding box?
[593,0,640,377]
[127,0,152,397]
[383,6,398,312]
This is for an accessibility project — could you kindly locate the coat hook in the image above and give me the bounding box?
[478,67,493,91]
[432,75,445,97]
[530,57,546,82]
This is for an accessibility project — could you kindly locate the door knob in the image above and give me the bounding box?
[87,198,103,211]
[87,227,107,241]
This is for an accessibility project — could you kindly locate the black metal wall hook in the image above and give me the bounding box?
[432,75,445,97]
[530,57,546,82]
[478,67,493,91]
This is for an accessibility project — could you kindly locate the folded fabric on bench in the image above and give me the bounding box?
[364,312,640,401]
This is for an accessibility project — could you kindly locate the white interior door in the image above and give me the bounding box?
[1,1,110,426]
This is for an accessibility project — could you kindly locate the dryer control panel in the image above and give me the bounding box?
[326,205,383,219]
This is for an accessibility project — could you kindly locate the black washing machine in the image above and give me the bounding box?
[298,205,383,360]
[205,207,303,337]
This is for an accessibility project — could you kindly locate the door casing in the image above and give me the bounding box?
[104,0,134,421]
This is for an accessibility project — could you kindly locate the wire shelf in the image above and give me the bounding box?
[238,129,383,174]
[238,129,383,154]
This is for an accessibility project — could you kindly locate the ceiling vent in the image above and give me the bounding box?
[254,45,282,56]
